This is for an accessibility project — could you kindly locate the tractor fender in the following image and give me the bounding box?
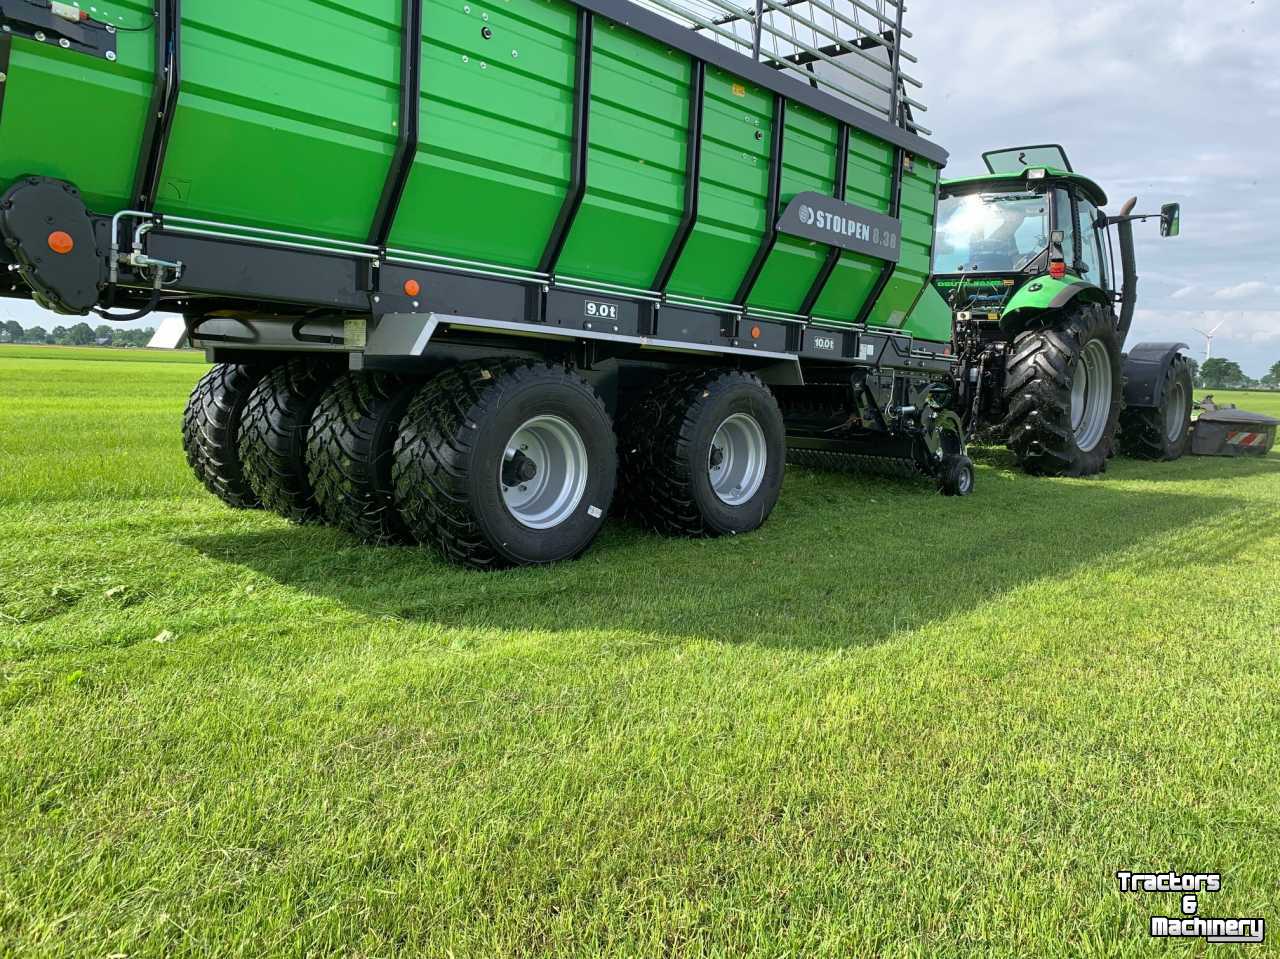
[1000,275,1108,333]
[1121,342,1190,408]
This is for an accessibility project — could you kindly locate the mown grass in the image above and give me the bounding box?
[2,344,1278,957]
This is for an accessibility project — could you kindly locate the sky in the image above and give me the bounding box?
[909,0,1280,377]
[2,0,1277,375]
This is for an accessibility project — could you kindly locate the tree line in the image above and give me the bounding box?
[1197,357,1280,391]
[0,320,157,348]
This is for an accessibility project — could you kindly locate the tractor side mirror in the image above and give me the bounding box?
[1161,203,1181,238]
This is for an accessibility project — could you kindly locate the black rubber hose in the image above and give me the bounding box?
[93,287,161,322]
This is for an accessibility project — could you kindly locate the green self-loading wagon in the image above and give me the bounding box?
[0,0,969,567]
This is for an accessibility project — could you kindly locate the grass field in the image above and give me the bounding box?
[2,344,1279,957]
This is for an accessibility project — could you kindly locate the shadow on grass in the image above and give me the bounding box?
[969,444,1280,482]
[178,465,1273,651]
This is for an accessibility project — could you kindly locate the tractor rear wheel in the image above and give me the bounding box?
[393,361,616,569]
[1118,354,1193,460]
[619,369,785,536]
[1004,301,1123,477]
[182,363,268,509]
[238,358,341,523]
[306,372,419,544]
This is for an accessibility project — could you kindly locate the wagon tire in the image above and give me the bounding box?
[393,360,616,569]
[182,363,269,510]
[618,369,785,537]
[306,372,419,544]
[238,358,342,523]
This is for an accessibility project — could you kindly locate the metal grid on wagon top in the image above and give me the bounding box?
[629,0,927,134]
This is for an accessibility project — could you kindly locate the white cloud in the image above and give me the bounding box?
[1213,281,1270,301]
[1170,285,1198,300]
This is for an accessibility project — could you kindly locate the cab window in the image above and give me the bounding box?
[1077,198,1108,289]
[1053,188,1076,276]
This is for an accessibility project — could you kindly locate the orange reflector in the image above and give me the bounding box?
[750,325,762,340]
[48,231,74,255]
[403,279,421,297]
[1049,261,1067,280]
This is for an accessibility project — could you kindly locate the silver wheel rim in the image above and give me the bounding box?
[958,465,973,495]
[708,412,767,507]
[1069,339,1113,453]
[500,415,588,530]
[1165,381,1186,443]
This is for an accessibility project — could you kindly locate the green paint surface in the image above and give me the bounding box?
[874,157,939,337]
[903,284,953,344]
[665,67,773,304]
[1001,275,1107,326]
[0,1,156,214]
[810,128,895,324]
[746,103,838,313]
[156,0,400,241]
[0,4,940,321]
[392,0,578,268]
[556,24,689,288]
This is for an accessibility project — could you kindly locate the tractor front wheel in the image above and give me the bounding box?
[1003,301,1123,477]
[1118,354,1193,461]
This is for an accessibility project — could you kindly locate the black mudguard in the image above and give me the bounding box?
[1122,341,1190,409]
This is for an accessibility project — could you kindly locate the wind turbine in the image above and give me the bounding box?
[1192,319,1227,360]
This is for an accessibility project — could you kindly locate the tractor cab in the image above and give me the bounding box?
[932,145,1117,328]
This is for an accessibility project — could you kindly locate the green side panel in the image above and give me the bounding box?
[903,285,953,344]
[873,157,940,336]
[0,2,156,213]
[391,0,577,268]
[556,25,689,289]
[154,0,399,242]
[665,68,772,305]
[810,128,895,324]
[747,103,838,313]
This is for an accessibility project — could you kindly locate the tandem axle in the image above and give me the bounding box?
[1,175,973,568]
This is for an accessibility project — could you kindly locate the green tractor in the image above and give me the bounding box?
[914,145,1190,476]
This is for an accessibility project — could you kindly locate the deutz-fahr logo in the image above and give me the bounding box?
[778,192,902,264]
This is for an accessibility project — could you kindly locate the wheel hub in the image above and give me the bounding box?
[1069,338,1113,454]
[1165,381,1187,443]
[502,450,539,486]
[707,412,767,507]
[500,415,589,530]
